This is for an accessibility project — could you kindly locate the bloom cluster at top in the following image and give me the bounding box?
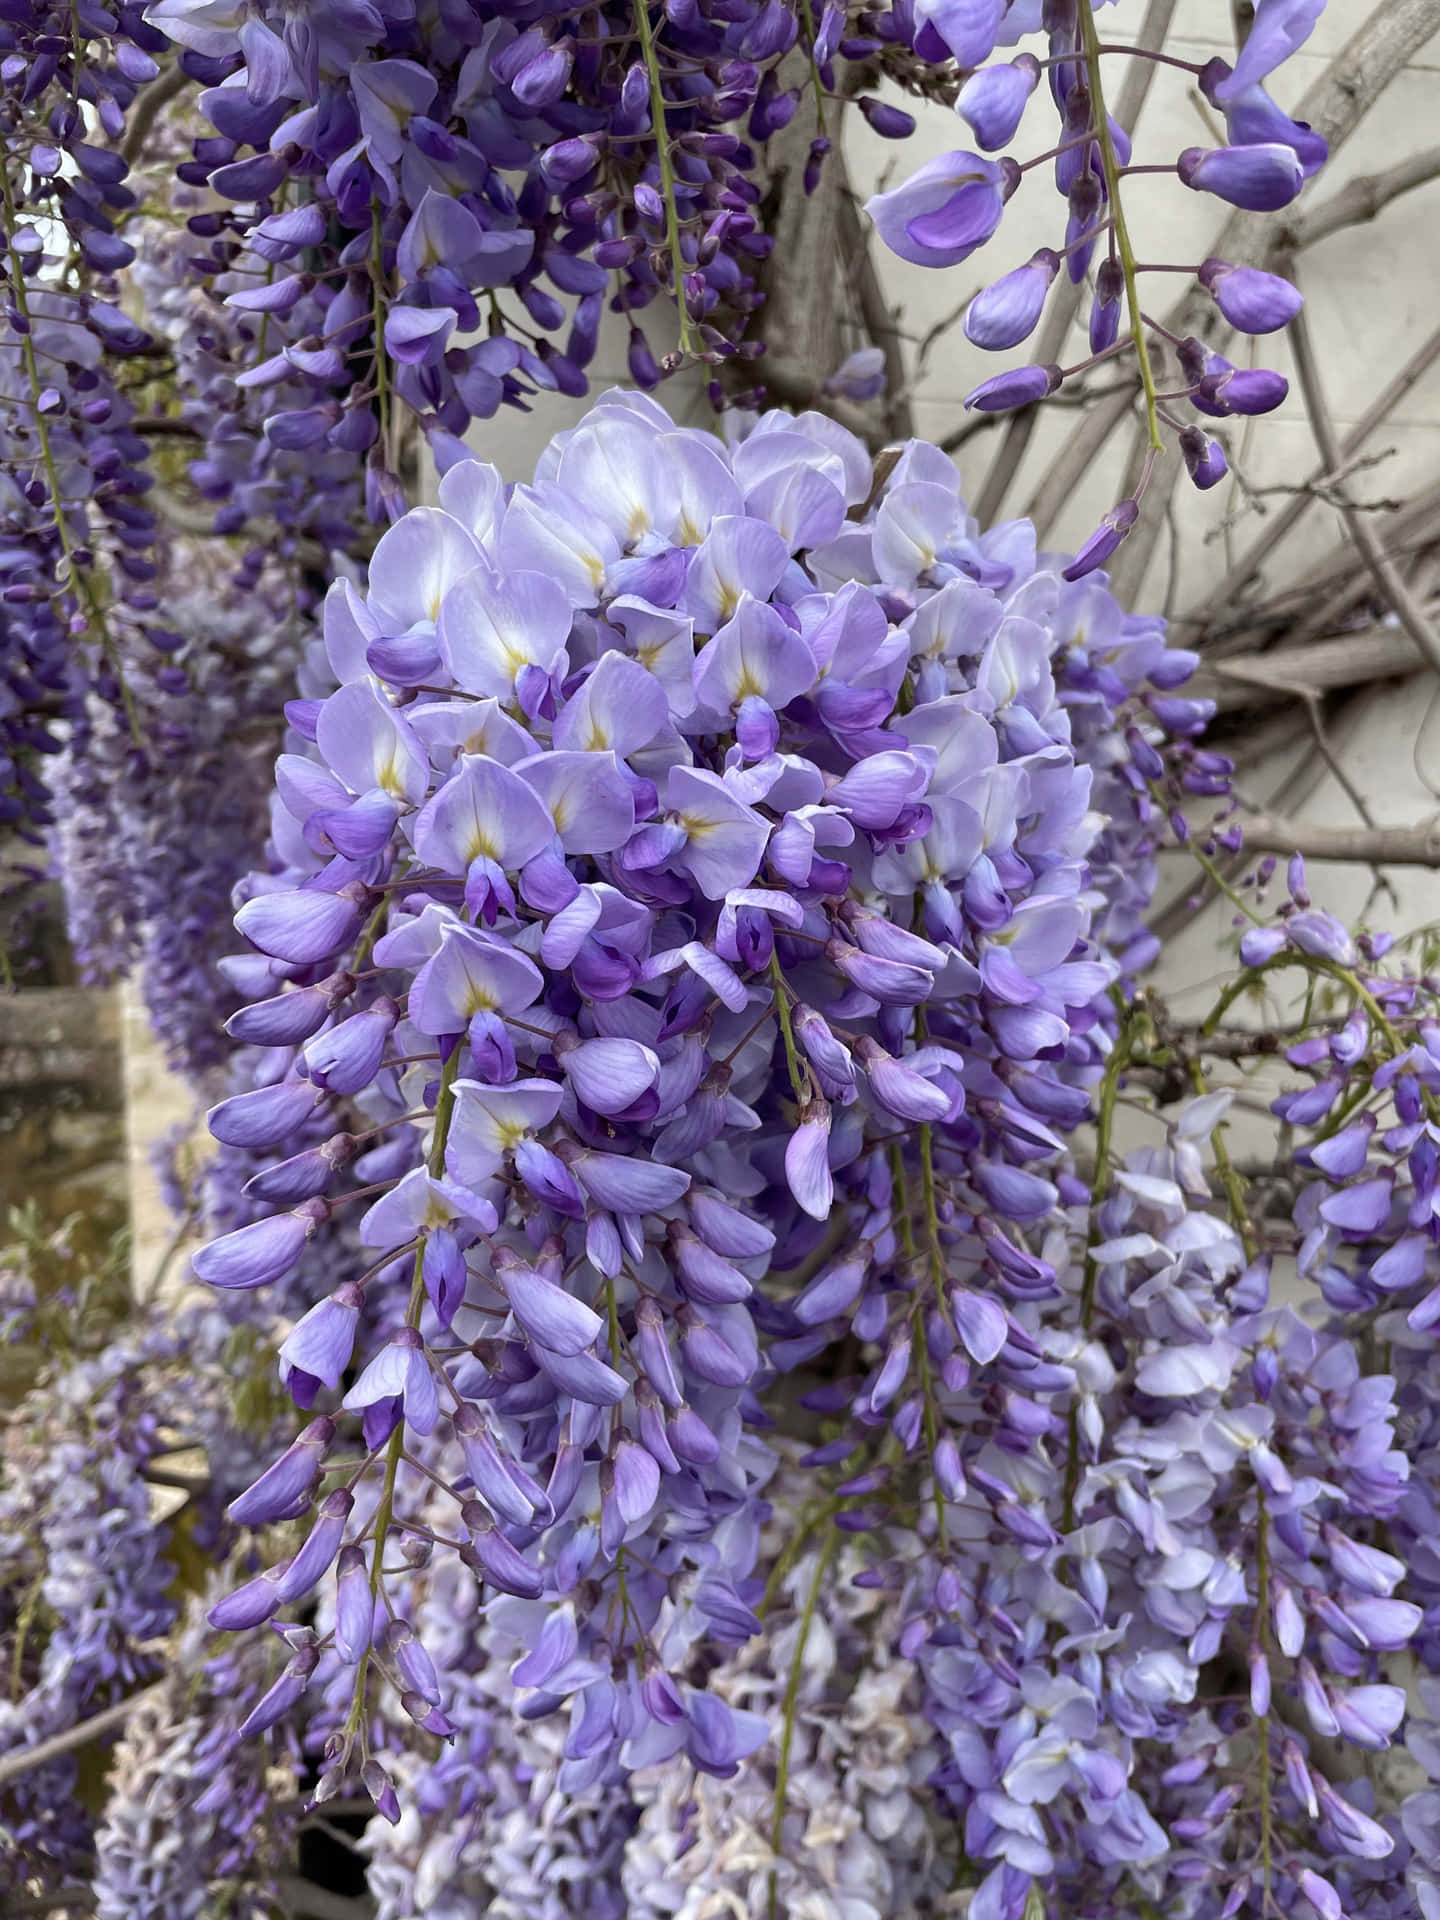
[140,0,952,502]
[865,0,1329,567]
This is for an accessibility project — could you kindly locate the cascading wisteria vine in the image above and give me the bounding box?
[47,536,320,1073]
[174,383,1432,1920]
[15,0,1440,1915]
[0,3,174,837]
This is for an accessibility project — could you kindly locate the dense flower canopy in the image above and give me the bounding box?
[5,1,1440,1918]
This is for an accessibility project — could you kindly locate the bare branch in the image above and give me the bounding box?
[119,61,191,166]
[1192,626,1431,710]
[1287,294,1440,676]
[1234,812,1440,868]
[1280,144,1440,251]
[834,168,914,443]
[0,1684,166,1791]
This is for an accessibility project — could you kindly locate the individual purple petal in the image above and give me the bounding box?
[1212,0,1325,101]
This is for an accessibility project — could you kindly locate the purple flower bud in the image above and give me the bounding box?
[964,251,1059,352]
[302,1000,397,1095]
[208,1079,323,1149]
[1286,909,1356,965]
[669,1404,720,1464]
[688,1191,775,1261]
[385,1612,443,1704]
[495,1247,604,1357]
[1197,258,1303,334]
[794,1249,869,1326]
[229,1418,336,1526]
[208,1562,292,1632]
[785,1099,833,1220]
[956,56,1040,151]
[1179,425,1229,491]
[239,1645,318,1738]
[859,96,916,138]
[1089,256,1123,354]
[1062,500,1139,581]
[334,1546,375,1665]
[1179,143,1306,211]
[192,1202,325,1291]
[964,363,1063,413]
[678,1307,751,1388]
[671,1224,752,1304]
[461,1508,544,1598]
[1239,925,1286,966]
[275,1490,353,1604]
[235,886,365,965]
[362,1759,401,1825]
[226,976,352,1046]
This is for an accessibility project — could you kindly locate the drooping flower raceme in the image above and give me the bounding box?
[197,387,1210,1843]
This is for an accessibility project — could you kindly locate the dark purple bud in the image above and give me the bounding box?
[1179,425,1228,491]
[362,1759,401,1825]
[963,362,1062,413]
[858,96,916,139]
[1062,499,1139,581]
[1089,256,1123,353]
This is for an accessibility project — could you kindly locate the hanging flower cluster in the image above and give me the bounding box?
[0,3,173,838]
[193,386,1205,1846]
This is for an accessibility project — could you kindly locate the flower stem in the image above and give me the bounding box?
[631,0,700,359]
[1076,0,1164,454]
